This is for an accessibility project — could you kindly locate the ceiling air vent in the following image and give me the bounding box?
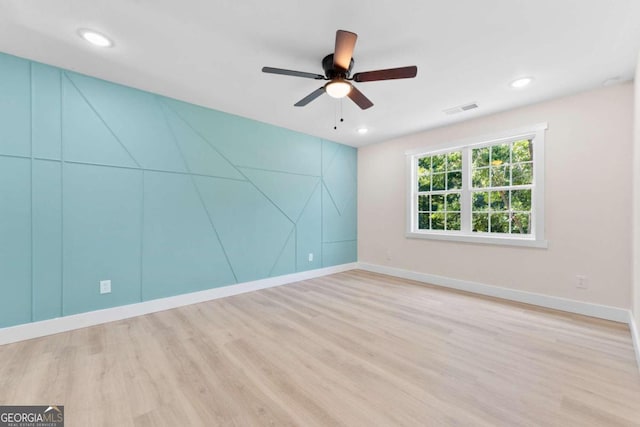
[443,102,478,115]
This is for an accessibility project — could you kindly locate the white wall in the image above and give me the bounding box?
[359,83,633,309]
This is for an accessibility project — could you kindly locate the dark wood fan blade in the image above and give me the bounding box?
[294,87,326,107]
[262,67,325,80]
[353,66,418,82]
[333,30,357,71]
[347,85,373,110]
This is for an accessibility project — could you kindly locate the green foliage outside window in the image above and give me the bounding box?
[417,139,534,235]
[471,139,533,234]
[417,151,462,231]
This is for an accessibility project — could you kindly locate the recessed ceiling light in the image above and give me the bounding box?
[357,127,368,135]
[78,29,114,48]
[510,77,533,89]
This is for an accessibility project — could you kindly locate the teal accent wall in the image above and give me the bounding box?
[0,52,357,328]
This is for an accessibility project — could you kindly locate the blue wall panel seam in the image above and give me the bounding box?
[0,153,31,160]
[236,165,321,178]
[321,141,324,267]
[29,62,34,322]
[294,225,298,271]
[139,170,145,302]
[59,159,247,181]
[59,69,65,317]
[32,157,61,163]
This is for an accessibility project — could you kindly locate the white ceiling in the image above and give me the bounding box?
[1,0,639,147]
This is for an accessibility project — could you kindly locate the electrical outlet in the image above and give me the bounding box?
[308,253,314,262]
[576,275,588,289]
[100,280,112,294]
[386,249,392,261]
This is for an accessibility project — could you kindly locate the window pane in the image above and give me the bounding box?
[431,213,445,230]
[511,189,531,211]
[512,140,532,162]
[490,165,509,187]
[490,191,507,211]
[490,213,509,233]
[491,143,510,165]
[432,173,445,191]
[418,195,429,211]
[472,147,489,167]
[511,212,531,234]
[472,192,488,211]
[418,173,431,191]
[431,194,444,211]
[447,171,462,190]
[472,167,489,188]
[446,213,461,230]
[418,156,432,172]
[418,213,430,230]
[446,193,461,211]
[472,213,488,232]
[447,152,462,171]
[432,154,446,172]
[512,162,533,185]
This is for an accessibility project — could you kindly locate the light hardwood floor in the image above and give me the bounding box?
[1,270,639,426]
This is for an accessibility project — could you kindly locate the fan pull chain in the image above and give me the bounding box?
[334,99,345,130]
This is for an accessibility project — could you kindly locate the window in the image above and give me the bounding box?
[407,124,547,247]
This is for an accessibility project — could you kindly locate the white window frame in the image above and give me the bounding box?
[406,123,548,248]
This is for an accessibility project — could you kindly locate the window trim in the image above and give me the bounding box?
[406,123,548,248]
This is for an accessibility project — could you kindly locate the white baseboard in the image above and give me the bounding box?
[357,263,629,323]
[0,263,358,346]
[3,261,638,374]
[629,311,640,374]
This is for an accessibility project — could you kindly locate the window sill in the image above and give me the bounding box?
[406,231,548,248]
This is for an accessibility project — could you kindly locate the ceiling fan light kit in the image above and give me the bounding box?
[262,30,418,110]
[325,79,352,98]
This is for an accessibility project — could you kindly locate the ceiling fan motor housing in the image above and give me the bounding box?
[322,54,354,79]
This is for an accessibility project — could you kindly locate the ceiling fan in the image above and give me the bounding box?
[262,30,418,110]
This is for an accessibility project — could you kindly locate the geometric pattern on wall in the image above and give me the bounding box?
[162,98,324,177]
[194,176,295,283]
[321,143,358,267]
[141,171,237,301]
[66,72,188,173]
[324,144,357,215]
[239,168,320,222]
[0,51,357,328]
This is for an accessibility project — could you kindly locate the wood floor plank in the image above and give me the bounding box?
[0,270,639,426]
